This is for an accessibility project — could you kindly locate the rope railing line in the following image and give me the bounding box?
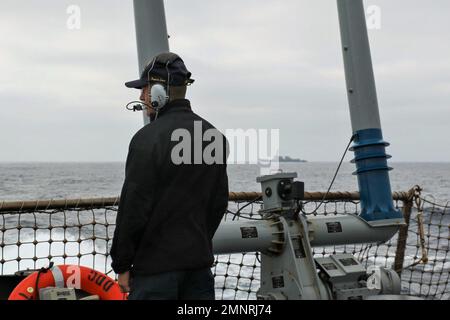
[417,196,450,209]
[0,190,414,212]
[0,197,120,212]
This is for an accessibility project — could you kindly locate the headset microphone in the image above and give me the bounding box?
[125,101,151,112]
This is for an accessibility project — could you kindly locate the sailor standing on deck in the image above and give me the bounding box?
[110,52,229,300]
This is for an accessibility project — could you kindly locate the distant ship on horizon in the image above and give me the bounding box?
[276,155,307,163]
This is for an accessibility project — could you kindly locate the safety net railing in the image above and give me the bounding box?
[0,186,448,300]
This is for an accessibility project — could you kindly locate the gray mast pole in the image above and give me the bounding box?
[133,0,170,125]
[337,0,380,132]
[337,0,403,224]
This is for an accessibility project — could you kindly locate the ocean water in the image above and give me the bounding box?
[0,162,449,201]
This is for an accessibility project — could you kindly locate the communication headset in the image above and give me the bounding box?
[125,53,192,118]
[147,58,172,116]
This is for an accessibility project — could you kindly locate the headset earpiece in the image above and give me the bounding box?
[150,83,169,110]
[145,55,173,116]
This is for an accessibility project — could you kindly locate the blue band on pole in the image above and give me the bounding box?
[351,128,403,222]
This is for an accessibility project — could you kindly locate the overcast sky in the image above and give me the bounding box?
[0,0,449,162]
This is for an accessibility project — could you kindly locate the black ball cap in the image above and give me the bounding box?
[125,52,194,89]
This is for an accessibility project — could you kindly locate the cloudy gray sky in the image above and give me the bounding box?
[0,0,449,162]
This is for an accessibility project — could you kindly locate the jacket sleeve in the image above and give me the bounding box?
[110,137,157,274]
[207,136,229,239]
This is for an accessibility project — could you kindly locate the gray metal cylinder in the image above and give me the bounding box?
[212,220,280,255]
[307,214,400,247]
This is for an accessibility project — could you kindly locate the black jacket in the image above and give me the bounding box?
[110,99,229,275]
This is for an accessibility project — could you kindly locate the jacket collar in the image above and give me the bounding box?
[157,99,192,118]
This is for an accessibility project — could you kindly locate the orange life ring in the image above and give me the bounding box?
[8,265,126,300]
